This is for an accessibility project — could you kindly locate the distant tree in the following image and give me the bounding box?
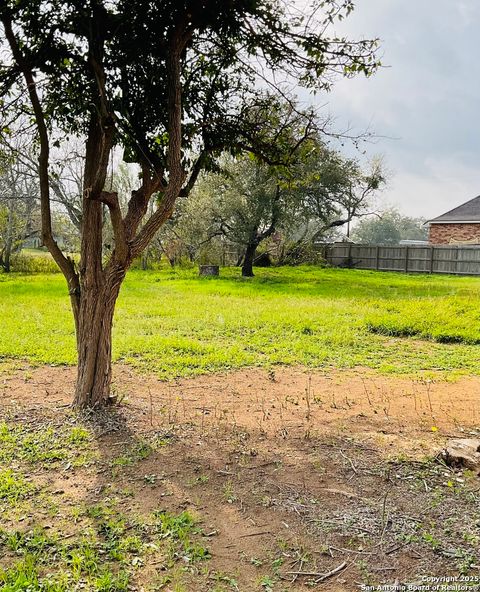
[298,153,386,241]
[211,157,287,277]
[157,185,223,267]
[0,154,39,272]
[0,203,30,271]
[163,101,330,274]
[351,208,428,244]
[171,142,386,275]
[0,0,379,408]
[1,133,85,232]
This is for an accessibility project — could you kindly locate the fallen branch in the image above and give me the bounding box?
[238,531,271,538]
[316,562,348,583]
[339,449,358,474]
[286,561,348,582]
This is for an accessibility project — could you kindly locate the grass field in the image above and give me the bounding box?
[0,265,479,378]
[2,265,480,590]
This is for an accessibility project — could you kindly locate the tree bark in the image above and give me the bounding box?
[0,250,10,273]
[242,242,258,277]
[3,247,11,273]
[73,268,125,408]
[1,233,12,272]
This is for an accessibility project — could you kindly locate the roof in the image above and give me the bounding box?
[399,239,429,245]
[429,195,480,223]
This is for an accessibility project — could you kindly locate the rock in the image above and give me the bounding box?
[444,439,480,472]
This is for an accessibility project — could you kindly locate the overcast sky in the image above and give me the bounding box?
[315,0,480,219]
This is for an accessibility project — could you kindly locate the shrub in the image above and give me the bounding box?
[9,251,61,274]
[278,241,327,266]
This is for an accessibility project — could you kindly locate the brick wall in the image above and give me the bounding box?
[429,223,480,245]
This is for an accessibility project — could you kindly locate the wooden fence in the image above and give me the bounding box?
[322,243,480,276]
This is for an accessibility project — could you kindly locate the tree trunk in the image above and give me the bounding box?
[3,246,11,273]
[2,205,14,273]
[242,243,257,277]
[236,253,244,267]
[73,270,125,409]
[0,236,13,272]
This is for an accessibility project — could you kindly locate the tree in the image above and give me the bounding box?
[178,141,383,276]
[351,208,428,245]
[200,101,323,277]
[207,157,285,277]
[191,99,323,272]
[0,0,379,408]
[0,153,39,272]
[297,151,386,241]
[0,203,31,271]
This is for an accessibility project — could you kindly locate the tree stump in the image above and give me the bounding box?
[199,265,219,277]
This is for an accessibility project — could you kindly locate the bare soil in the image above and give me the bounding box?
[2,364,480,591]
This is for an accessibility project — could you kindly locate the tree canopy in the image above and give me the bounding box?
[1,1,379,187]
[351,208,428,245]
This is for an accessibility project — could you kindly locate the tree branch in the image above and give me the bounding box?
[130,25,190,257]
[89,190,128,263]
[1,15,79,305]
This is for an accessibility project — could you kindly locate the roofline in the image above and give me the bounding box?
[427,194,480,224]
[427,220,480,225]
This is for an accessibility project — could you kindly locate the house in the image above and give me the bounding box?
[428,195,480,244]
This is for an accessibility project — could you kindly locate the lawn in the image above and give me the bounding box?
[0,265,479,378]
[2,265,480,590]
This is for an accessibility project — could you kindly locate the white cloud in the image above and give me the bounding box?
[455,2,480,28]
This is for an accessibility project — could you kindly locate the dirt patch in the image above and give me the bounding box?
[1,365,480,590]
[4,364,480,447]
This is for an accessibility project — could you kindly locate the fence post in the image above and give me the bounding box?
[375,245,380,270]
[404,246,409,272]
[429,247,434,273]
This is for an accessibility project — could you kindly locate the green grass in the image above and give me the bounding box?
[0,422,96,469]
[0,470,34,504]
[0,416,210,592]
[0,265,480,377]
[0,508,208,591]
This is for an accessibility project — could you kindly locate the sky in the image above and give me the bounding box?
[313,0,480,219]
